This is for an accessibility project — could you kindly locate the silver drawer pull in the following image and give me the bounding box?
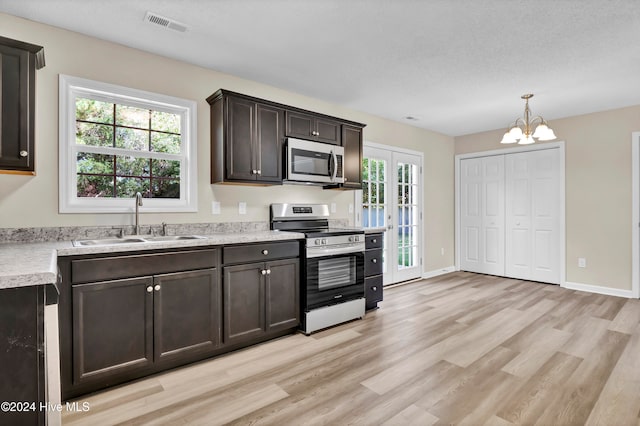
[372,239,377,243]
[262,249,269,255]
[372,258,377,263]
[261,269,267,275]
[333,294,343,299]
[266,269,271,275]
[146,286,153,293]
[154,285,161,291]
[19,151,28,157]
[372,286,377,291]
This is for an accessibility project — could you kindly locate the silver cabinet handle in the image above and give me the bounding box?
[262,249,269,255]
[372,239,377,243]
[257,170,261,175]
[261,269,267,275]
[251,169,257,174]
[266,269,271,275]
[154,285,161,291]
[19,151,28,157]
[372,286,377,291]
[146,286,153,293]
[372,258,377,263]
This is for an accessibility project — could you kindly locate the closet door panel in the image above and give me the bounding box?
[505,149,560,284]
[481,156,505,275]
[460,158,484,272]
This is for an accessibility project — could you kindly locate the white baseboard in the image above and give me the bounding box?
[422,266,455,280]
[562,281,635,299]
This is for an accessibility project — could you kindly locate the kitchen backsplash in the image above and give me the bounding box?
[0,219,350,243]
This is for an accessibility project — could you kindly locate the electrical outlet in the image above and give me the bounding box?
[441,248,445,256]
[330,203,337,213]
[348,203,354,214]
[578,257,586,268]
[238,202,246,215]
[211,201,220,215]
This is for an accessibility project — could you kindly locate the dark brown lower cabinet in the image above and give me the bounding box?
[154,270,220,363]
[59,242,301,400]
[71,269,220,388]
[365,232,384,310]
[224,258,299,346]
[72,277,154,386]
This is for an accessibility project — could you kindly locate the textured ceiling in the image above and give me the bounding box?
[2,0,640,136]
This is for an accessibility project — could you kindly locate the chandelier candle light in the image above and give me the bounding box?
[500,94,557,144]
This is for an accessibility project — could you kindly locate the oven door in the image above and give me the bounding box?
[304,251,364,311]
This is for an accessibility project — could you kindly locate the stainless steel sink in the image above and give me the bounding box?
[72,235,206,247]
[144,235,206,242]
[73,237,147,247]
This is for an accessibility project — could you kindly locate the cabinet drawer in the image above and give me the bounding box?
[71,249,219,284]
[223,241,300,264]
[365,233,383,249]
[365,276,383,304]
[365,249,383,276]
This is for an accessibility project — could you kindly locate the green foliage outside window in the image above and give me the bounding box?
[75,98,182,198]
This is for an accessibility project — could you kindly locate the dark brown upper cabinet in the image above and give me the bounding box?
[285,110,341,145]
[208,90,284,184]
[341,125,363,189]
[0,36,45,175]
[208,89,365,188]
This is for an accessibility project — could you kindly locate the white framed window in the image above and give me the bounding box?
[59,74,197,213]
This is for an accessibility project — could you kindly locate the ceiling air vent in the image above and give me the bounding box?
[144,11,188,32]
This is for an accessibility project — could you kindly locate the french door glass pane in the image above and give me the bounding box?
[397,162,419,270]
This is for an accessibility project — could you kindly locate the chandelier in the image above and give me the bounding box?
[500,94,556,144]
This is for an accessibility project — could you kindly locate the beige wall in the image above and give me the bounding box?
[0,13,455,273]
[455,105,640,291]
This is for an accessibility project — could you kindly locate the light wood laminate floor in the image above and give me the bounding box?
[62,272,640,425]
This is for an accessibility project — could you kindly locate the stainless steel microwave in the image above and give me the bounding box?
[286,138,344,184]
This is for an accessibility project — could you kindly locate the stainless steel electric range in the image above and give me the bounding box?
[270,203,365,334]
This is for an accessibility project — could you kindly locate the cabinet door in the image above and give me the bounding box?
[365,275,383,308]
[285,110,315,140]
[265,258,299,332]
[223,263,266,345]
[342,125,362,188]
[72,277,153,385]
[316,117,341,145]
[0,44,33,172]
[226,96,256,181]
[256,103,284,183]
[153,269,220,363]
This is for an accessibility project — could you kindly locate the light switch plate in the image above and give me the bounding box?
[238,202,247,215]
[331,203,337,213]
[348,203,354,213]
[578,257,586,268]
[211,201,221,215]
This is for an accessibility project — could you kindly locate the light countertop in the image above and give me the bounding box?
[0,231,305,290]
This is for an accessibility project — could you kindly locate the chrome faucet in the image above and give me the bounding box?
[134,192,143,235]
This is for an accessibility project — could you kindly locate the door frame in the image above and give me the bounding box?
[630,132,640,298]
[355,141,425,284]
[454,141,566,286]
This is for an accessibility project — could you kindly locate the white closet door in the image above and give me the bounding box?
[460,155,505,275]
[505,149,560,284]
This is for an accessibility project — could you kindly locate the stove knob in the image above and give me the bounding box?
[348,236,354,242]
[321,239,327,245]
[354,236,360,242]
[314,239,321,245]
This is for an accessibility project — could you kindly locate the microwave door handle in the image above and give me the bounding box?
[331,150,338,181]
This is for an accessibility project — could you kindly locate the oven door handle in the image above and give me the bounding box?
[306,244,365,258]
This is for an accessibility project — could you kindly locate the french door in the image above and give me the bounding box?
[358,145,423,285]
